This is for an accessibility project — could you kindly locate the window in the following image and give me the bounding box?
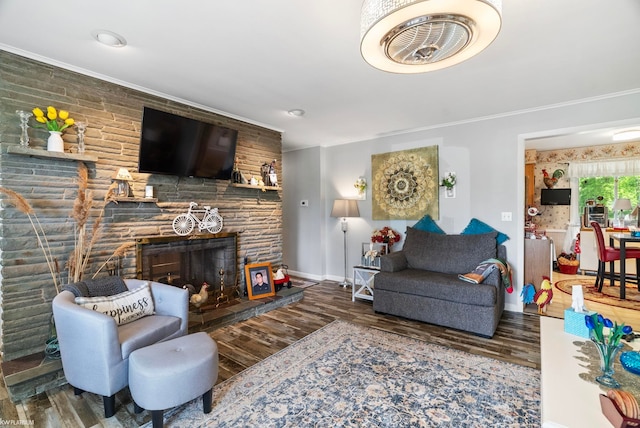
[579,175,640,212]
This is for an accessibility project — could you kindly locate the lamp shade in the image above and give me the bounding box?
[613,198,632,211]
[331,199,360,218]
[112,168,133,181]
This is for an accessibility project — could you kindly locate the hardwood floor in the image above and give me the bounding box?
[528,271,640,332]
[0,280,541,427]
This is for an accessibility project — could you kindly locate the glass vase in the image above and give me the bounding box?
[16,110,32,147]
[75,121,86,154]
[591,337,624,388]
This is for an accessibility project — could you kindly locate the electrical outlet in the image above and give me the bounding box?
[300,200,309,207]
[501,212,512,221]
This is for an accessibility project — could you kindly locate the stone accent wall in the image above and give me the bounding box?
[0,51,283,360]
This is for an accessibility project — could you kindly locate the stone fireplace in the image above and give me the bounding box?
[0,51,285,400]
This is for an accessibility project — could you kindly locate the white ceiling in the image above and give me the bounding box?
[1,0,640,152]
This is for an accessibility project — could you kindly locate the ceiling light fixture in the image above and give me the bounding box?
[613,129,640,142]
[360,0,502,73]
[91,30,127,48]
[287,109,305,117]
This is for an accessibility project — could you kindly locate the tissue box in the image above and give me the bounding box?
[564,308,596,339]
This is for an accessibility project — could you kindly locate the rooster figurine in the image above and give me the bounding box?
[189,282,209,308]
[533,276,553,314]
[542,168,565,189]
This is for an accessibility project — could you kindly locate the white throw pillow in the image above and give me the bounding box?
[75,282,155,325]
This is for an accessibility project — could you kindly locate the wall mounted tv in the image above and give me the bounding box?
[541,188,571,206]
[138,107,238,180]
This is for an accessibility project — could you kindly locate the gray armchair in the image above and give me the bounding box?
[52,279,188,418]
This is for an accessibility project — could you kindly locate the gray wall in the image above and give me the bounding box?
[283,90,640,312]
[282,146,325,279]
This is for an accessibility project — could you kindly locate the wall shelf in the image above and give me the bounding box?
[113,197,158,203]
[7,146,98,163]
[230,183,281,191]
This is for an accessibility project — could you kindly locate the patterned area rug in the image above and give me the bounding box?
[150,320,540,427]
[555,278,640,311]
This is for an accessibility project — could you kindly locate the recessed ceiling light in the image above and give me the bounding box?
[91,30,127,48]
[287,109,305,117]
[613,129,640,142]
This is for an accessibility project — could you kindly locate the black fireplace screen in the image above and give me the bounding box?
[136,233,237,290]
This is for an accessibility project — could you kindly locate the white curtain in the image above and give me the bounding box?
[567,159,640,178]
[563,176,581,253]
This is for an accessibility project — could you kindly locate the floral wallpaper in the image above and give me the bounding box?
[526,140,640,231]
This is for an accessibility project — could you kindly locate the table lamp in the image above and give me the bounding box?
[331,199,360,287]
[612,198,632,228]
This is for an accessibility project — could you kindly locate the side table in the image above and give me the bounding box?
[353,265,379,302]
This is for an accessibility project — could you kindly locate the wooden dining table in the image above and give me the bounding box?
[609,232,640,300]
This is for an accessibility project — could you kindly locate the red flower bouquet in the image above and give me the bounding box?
[371,226,401,248]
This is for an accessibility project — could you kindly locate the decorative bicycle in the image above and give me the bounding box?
[172,202,223,236]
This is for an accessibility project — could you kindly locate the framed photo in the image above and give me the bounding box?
[245,262,275,300]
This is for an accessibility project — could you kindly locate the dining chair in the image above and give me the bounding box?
[591,221,640,291]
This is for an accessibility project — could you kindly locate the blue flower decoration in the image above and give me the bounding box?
[585,315,595,329]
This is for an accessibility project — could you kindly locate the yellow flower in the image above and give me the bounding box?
[46,106,57,120]
[31,105,75,132]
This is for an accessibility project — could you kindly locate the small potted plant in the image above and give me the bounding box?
[440,172,456,198]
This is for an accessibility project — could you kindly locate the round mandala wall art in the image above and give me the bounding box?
[371,146,439,220]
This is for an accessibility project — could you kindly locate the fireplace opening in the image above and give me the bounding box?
[136,233,239,309]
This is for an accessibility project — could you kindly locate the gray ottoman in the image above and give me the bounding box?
[129,332,218,428]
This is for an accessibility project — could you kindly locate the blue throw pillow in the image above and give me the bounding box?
[413,214,445,234]
[461,218,509,245]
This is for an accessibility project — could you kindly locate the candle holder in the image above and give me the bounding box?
[75,122,87,154]
[16,110,32,147]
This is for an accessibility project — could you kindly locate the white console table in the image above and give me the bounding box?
[540,317,640,427]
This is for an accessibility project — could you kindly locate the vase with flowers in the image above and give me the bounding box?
[354,177,367,198]
[585,312,632,388]
[32,106,75,152]
[371,226,401,249]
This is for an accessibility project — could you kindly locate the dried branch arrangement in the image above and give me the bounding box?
[0,163,131,291]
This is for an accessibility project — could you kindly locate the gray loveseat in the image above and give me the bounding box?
[373,227,507,337]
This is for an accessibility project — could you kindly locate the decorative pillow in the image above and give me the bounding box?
[75,282,155,325]
[461,218,509,245]
[403,227,498,274]
[412,214,445,234]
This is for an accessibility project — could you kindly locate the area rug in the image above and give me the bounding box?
[289,277,318,289]
[151,320,540,427]
[555,278,640,311]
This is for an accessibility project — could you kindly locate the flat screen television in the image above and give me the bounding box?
[541,188,571,206]
[138,107,238,180]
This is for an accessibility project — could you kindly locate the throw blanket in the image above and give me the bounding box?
[459,258,513,293]
[61,276,128,297]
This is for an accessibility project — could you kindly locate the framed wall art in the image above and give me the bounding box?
[371,145,439,220]
[245,262,275,300]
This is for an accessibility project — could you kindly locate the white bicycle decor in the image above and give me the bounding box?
[172,202,223,236]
